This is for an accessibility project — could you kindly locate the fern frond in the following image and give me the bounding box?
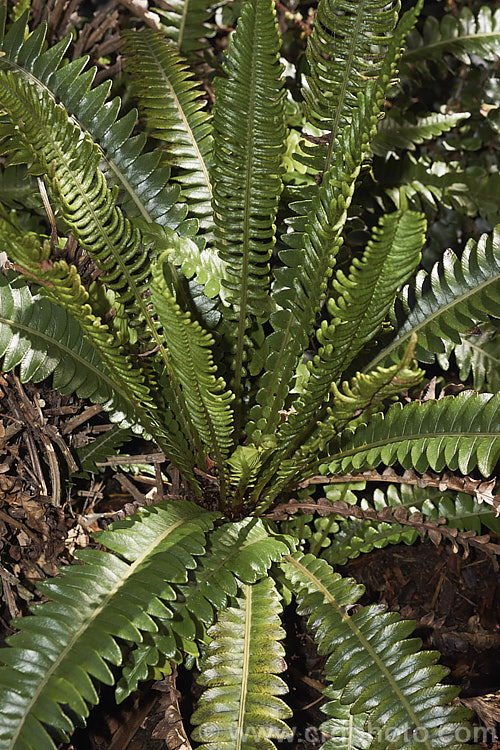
[275,209,426,459]
[369,224,500,368]
[212,0,286,409]
[372,111,471,157]
[0,273,141,430]
[76,425,134,477]
[154,0,213,54]
[320,390,500,478]
[0,9,188,231]
[438,324,500,394]
[320,688,373,750]
[191,577,293,749]
[123,29,213,231]
[303,0,399,170]
[151,252,234,481]
[404,5,500,73]
[0,501,219,750]
[281,552,473,750]
[246,6,423,448]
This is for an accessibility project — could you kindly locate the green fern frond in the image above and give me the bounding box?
[0,273,142,430]
[303,0,399,170]
[0,501,219,750]
[191,577,293,749]
[281,552,473,750]
[320,688,373,750]
[154,0,213,54]
[151,251,234,479]
[246,7,423,449]
[403,5,500,73]
[320,390,500,478]
[372,111,471,157]
[211,0,286,408]
[76,425,134,477]
[438,324,500,394]
[123,29,213,231]
[0,10,188,231]
[370,224,500,368]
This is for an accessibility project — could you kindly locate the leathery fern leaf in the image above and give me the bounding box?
[151,252,234,477]
[122,29,213,231]
[281,553,473,750]
[212,0,286,403]
[403,5,500,72]
[438,324,500,394]
[303,0,398,169]
[0,9,187,230]
[320,689,373,749]
[275,208,426,456]
[372,111,471,157]
[321,390,500,478]
[0,274,140,430]
[154,0,213,54]
[370,224,500,368]
[191,578,293,749]
[0,501,219,750]
[246,6,423,446]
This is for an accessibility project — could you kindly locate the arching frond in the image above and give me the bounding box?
[320,688,373,750]
[0,502,219,750]
[321,390,500,478]
[372,111,471,157]
[211,0,286,410]
[369,224,500,368]
[281,553,473,750]
[403,5,500,74]
[123,29,213,231]
[438,324,500,394]
[0,9,188,231]
[151,252,234,480]
[191,577,293,749]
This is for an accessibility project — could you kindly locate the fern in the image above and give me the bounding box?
[438,324,500,393]
[0,501,218,750]
[282,553,472,750]
[191,577,293,749]
[153,0,213,54]
[369,224,500,368]
[372,111,471,157]
[123,29,214,231]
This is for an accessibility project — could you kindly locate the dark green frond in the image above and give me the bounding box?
[191,577,293,749]
[0,501,218,750]
[154,0,213,54]
[212,0,286,407]
[321,390,500,478]
[151,252,234,475]
[0,274,141,430]
[370,224,500,368]
[403,5,500,73]
[76,426,134,477]
[303,0,399,169]
[123,29,213,231]
[0,10,187,231]
[372,111,471,157]
[246,7,423,449]
[281,552,473,750]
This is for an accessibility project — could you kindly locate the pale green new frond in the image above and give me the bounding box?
[212,0,286,409]
[0,502,218,750]
[369,224,500,368]
[191,578,292,749]
[281,553,473,750]
[123,29,213,231]
[151,252,234,472]
[321,391,500,478]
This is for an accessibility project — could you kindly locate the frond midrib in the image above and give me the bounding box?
[284,554,434,750]
[368,263,500,369]
[8,517,187,749]
[403,30,499,61]
[236,584,252,750]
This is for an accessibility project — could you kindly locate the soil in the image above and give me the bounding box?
[0,373,499,749]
